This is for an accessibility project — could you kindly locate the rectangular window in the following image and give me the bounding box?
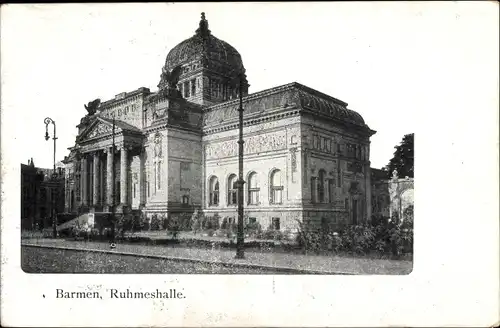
[328,179,334,203]
[248,189,259,205]
[337,143,342,155]
[310,177,316,203]
[133,183,136,198]
[228,190,237,205]
[249,217,257,224]
[271,188,283,204]
[209,191,219,206]
[184,81,190,98]
[191,79,196,95]
[321,217,328,230]
[272,217,280,231]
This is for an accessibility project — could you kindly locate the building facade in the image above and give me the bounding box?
[63,13,376,231]
[21,159,65,230]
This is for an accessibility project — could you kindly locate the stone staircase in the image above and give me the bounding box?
[56,212,113,232]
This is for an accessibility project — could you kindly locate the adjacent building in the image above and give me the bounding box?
[21,159,65,230]
[371,168,414,221]
[62,13,376,232]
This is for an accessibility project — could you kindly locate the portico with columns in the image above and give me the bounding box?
[70,116,145,214]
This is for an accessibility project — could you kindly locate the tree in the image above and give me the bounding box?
[385,133,414,178]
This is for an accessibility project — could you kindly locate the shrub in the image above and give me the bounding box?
[192,216,201,234]
[294,216,413,256]
[150,215,161,231]
[212,213,221,230]
[245,221,262,234]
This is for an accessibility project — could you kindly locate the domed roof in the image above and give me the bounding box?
[164,13,245,76]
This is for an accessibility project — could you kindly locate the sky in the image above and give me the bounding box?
[1,2,498,169]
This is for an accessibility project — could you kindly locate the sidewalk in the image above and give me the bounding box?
[21,238,413,275]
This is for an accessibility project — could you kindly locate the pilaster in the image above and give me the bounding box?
[92,151,100,207]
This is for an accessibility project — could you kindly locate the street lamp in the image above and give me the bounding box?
[234,73,246,259]
[44,117,58,238]
[110,113,117,248]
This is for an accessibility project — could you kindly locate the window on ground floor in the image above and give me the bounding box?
[270,169,283,204]
[209,176,219,206]
[247,172,260,205]
[272,217,280,231]
[228,174,238,205]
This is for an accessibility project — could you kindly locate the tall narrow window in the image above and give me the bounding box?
[228,174,238,205]
[247,172,260,205]
[328,179,334,203]
[310,177,317,203]
[270,169,283,204]
[191,79,196,95]
[318,170,326,203]
[209,176,219,206]
[184,81,190,98]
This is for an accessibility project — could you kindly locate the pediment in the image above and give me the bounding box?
[78,118,120,142]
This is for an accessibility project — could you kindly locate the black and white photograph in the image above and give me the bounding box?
[18,7,415,276]
[2,2,498,327]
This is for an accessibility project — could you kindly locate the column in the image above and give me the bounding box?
[93,152,100,206]
[139,148,146,206]
[106,147,114,206]
[120,146,128,205]
[81,155,88,206]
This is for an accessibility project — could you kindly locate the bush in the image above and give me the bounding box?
[294,216,413,256]
[150,215,161,231]
[245,221,262,235]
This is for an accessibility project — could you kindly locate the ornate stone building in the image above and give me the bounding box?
[63,13,376,231]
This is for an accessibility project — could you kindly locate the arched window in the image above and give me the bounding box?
[209,176,219,206]
[247,172,259,205]
[228,174,238,205]
[270,169,283,204]
[318,170,326,203]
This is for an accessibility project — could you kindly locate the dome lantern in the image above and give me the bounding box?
[195,12,211,39]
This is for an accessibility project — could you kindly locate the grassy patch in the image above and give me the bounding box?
[21,246,280,274]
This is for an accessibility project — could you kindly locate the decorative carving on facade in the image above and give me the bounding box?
[87,123,112,139]
[290,147,297,172]
[205,131,286,159]
[347,161,363,174]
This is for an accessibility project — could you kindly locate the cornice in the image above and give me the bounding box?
[203,108,300,135]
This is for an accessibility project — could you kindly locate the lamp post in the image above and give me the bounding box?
[44,117,58,238]
[235,73,246,259]
[110,114,117,248]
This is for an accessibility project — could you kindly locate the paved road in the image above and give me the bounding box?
[22,238,413,274]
